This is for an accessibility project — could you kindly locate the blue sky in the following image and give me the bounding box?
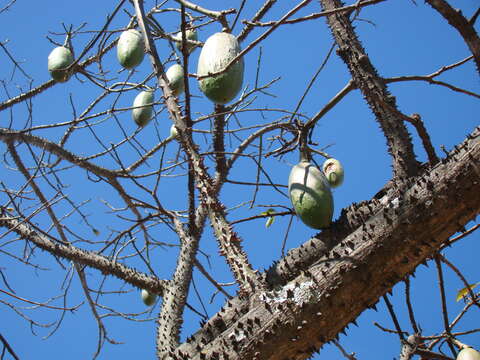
[1,0,479,359]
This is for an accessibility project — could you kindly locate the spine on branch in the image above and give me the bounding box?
[319,0,419,180]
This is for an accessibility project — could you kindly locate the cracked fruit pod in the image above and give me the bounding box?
[288,161,333,229]
[117,29,145,69]
[166,63,185,96]
[132,91,154,127]
[322,158,344,188]
[141,289,157,306]
[197,32,244,104]
[457,348,480,360]
[48,46,74,82]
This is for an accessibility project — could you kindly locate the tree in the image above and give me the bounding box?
[0,0,479,359]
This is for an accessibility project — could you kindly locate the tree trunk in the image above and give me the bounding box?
[171,126,479,360]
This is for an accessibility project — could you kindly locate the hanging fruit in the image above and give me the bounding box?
[457,348,480,360]
[169,124,179,140]
[288,160,334,229]
[48,46,74,82]
[166,64,185,96]
[322,158,344,188]
[197,32,244,104]
[174,28,198,54]
[117,29,145,69]
[132,91,154,127]
[141,289,157,306]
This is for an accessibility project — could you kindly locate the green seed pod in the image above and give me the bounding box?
[197,32,244,104]
[322,158,344,188]
[174,29,198,54]
[141,289,157,306]
[117,29,145,69]
[132,91,154,127]
[288,161,334,229]
[457,348,480,360]
[166,64,185,96]
[48,46,74,82]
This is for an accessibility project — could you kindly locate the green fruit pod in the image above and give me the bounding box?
[48,46,74,82]
[288,161,334,229]
[174,29,198,54]
[141,289,157,306]
[132,91,154,127]
[322,158,344,188]
[166,64,185,96]
[117,29,145,69]
[457,348,480,360]
[197,32,244,104]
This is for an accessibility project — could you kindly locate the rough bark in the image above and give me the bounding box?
[171,126,479,360]
[318,0,419,179]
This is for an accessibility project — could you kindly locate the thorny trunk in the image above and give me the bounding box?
[171,127,479,360]
[319,0,419,180]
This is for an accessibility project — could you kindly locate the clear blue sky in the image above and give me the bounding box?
[1,0,479,359]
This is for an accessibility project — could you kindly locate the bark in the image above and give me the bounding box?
[318,0,419,179]
[171,126,480,360]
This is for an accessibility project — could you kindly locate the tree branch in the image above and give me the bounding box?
[0,332,19,360]
[134,0,263,296]
[0,213,168,296]
[174,126,480,359]
[318,0,419,179]
[425,0,480,75]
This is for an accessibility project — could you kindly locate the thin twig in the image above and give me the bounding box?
[434,255,457,357]
[0,332,20,360]
[383,294,405,341]
[438,254,480,308]
[243,0,387,27]
[0,288,82,311]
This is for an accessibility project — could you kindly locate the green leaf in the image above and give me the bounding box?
[456,282,479,302]
[259,208,276,216]
[260,208,276,228]
[265,216,274,228]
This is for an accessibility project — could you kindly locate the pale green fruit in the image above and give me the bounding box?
[169,124,179,139]
[197,32,244,104]
[457,348,480,360]
[288,161,333,229]
[174,29,198,54]
[141,289,157,306]
[117,29,145,69]
[166,64,185,96]
[322,158,344,188]
[132,91,154,127]
[48,46,74,82]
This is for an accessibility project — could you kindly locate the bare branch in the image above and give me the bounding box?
[434,255,457,357]
[426,0,480,74]
[244,0,387,27]
[0,332,20,360]
[0,213,168,296]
